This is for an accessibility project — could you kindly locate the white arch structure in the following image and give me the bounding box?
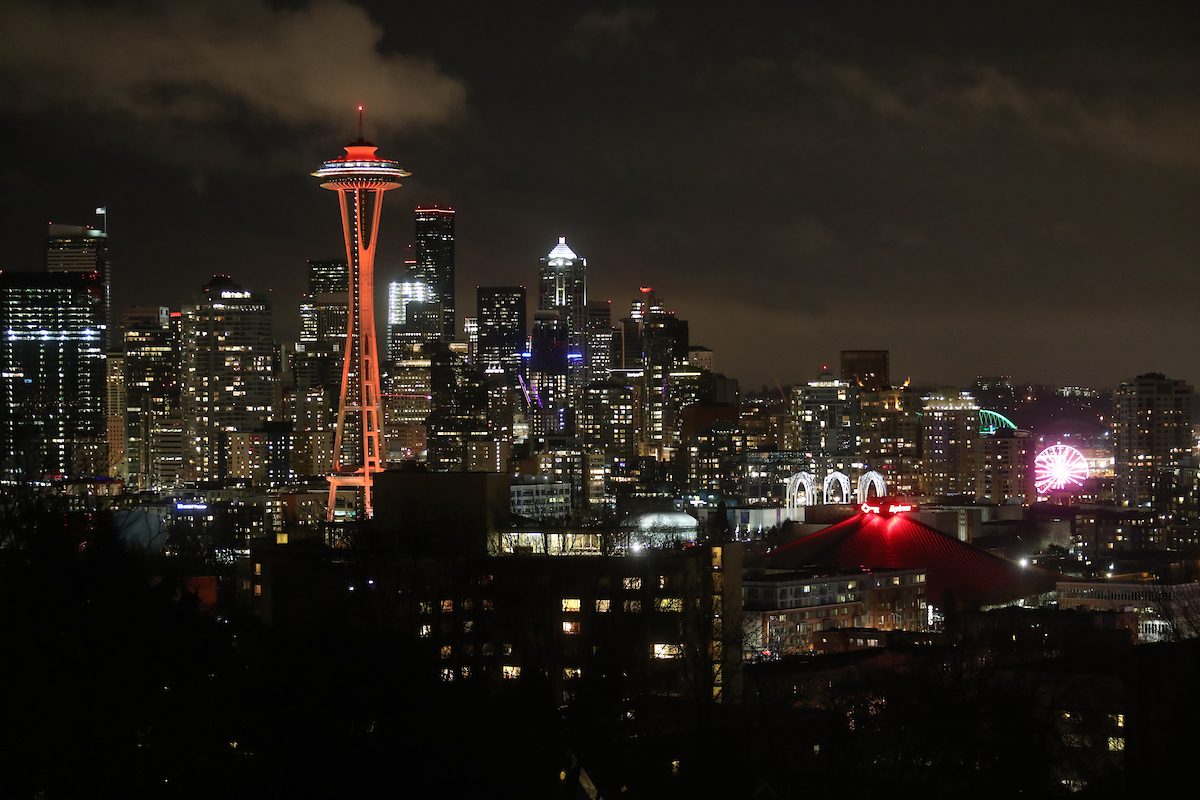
[785,472,816,507]
[856,470,886,504]
[823,471,851,504]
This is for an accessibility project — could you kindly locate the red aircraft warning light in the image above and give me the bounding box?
[313,111,410,522]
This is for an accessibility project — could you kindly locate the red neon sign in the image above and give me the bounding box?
[860,500,916,516]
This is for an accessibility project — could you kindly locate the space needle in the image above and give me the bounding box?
[313,108,409,521]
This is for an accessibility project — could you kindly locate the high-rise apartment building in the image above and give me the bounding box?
[793,371,860,457]
[181,276,275,482]
[921,390,980,498]
[414,207,456,340]
[0,271,107,479]
[859,385,922,496]
[477,286,526,379]
[976,428,1033,504]
[1113,373,1193,508]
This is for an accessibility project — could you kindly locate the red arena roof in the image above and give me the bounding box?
[766,511,1057,608]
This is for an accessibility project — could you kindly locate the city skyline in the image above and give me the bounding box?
[3,2,1200,390]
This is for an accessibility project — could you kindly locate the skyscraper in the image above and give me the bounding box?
[0,271,107,479]
[477,286,526,379]
[539,237,587,394]
[314,118,409,520]
[119,306,179,490]
[299,259,349,347]
[181,276,274,482]
[415,207,456,341]
[386,274,438,360]
[47,223,111,348]
[1113,373,1193,508]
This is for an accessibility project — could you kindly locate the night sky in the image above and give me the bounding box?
[3,1,1200,392]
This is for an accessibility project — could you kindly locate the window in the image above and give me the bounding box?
[562,598,581,612]
[624,600,642,613]
[419,624,431,638]
[461,666,472,679]
[1108,737,1124,752]
[463,620,474,634]
[624,577,642,590]
[1111,713,1124,728]
[563,667,582,679]
[420,602,432,615]
[595,599,610,612]
[562,621,580,635]
[441,599,454,613]
[253,563,262,576]
[253,584,261,597]
[503,665,520,680]
[656,597,682,612]
[441,668,454,682]
[652,643,682,659]
[275,532,288,545]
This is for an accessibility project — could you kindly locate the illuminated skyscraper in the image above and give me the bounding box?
[477,286,526,379]
[299,259,349,347]
[0,271,106,478]
[539,237,587,395]
[415,207,455,340]
[47,223,110,347]
[181,276,274,482]
[313,115,409,520]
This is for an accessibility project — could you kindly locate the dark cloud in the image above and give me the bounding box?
[562,7,657,57]
[0,0,465,160]
[790,53,1200,168]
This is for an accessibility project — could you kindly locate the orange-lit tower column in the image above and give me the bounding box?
[314,110,410,521]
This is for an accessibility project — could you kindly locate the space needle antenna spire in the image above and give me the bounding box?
[313,107,411,523]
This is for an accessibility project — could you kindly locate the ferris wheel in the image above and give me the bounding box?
[1034,444,1089,495]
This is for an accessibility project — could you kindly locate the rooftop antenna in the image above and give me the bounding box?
[358,105,364,140]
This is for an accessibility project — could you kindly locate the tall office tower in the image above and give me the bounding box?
[526,311,570,437]
[477,286,526,379]
[387,266,441,360]
[859,385,922,496]
[299,259,349,346]
[181,276,274,482]
[921,390,980,498]
[584,300,613,386]
[840,350,889,391]
[414,207,456,340]
[314,120,409,520]
[976,427,1033,504]
[120,306,180,490]
[0,271,106,479]
[792,370,860,457]
[463,317,478,363]
[615,288,689,459]
[106,355,126,479]
[1113,373,1194,508]
[47,223,111,348]
[539,237,587,393]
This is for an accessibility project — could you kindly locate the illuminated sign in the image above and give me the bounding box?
[860,499,917,517]
[175,503,208,511]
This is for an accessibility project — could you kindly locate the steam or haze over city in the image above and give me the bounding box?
[2,1,1199,389]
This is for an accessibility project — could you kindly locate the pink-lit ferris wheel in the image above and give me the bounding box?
[1034,444,1089,495]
